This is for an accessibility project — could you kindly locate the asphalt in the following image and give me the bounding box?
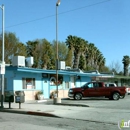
[0,98,130,125]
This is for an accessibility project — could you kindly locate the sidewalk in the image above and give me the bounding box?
[0,98,89,118]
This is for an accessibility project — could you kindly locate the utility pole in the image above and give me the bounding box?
[0,4,5,108]
[56,0,60,97]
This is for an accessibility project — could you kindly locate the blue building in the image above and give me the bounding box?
[3,66,114,101]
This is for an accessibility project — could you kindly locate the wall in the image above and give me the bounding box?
[5,70,50,100]
[5,70,14,91]
[13,71,42,90]
[80,76,91,86]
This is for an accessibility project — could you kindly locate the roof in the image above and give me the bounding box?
[114,75,130,79]
[5,66,114,78]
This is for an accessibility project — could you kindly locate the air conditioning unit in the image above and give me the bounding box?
[59,61,65,69]
[12,56,25,67]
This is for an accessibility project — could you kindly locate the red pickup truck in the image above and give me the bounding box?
[68,81,126,100]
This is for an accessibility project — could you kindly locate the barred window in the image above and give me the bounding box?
[22,78,35,89]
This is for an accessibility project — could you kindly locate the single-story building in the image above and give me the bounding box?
[0,66,114,101]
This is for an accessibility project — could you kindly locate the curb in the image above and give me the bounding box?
[0,109,60,118]
[55,103,89,107]
[0,108,27,115]
[27,111,60,117]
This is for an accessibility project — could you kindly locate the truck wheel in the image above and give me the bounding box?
[112,92,120,100]
[74,93,82,100]
[120,95,125,99]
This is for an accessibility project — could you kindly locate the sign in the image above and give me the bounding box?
[16,96,20,102]
[0,64,5,74]
[42,73,48,78]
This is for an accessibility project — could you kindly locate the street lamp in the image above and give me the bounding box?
[56,0,60,97]
[0,4,5,108]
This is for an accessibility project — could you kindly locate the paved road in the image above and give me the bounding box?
[62,94,130,109]
[0,112,118,130]
[0,94,129,130]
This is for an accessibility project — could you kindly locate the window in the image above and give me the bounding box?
[87,83,93,88]
[22,78,35,89]
[109,84,115,87]
[50,77,56,86]
[98,83,103,87]
[50,74,63,86]
[93,83,102,88]
[83,83,88,88]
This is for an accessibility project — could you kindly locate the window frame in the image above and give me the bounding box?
[22,78,36,89]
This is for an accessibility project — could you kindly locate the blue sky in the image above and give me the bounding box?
[0,0,130,69]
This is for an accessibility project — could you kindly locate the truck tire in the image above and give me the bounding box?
[112,92,120,100]
[120,95,125,99]
[74,93,82,100]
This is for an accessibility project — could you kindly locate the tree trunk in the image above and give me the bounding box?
[73,52,80,69]
[124,65,129,76]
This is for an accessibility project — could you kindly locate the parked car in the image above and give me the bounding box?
[68,81,126,100]
[126,87,130,95]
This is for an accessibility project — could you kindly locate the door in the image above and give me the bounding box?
[70,76,75,88]
[84,82,98,97]
[92,82,105,96]
[43,79,49,98]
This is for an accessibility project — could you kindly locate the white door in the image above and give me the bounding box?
[70,76,75,88]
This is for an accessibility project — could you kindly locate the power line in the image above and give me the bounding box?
[59,0,111,15]
[5,14,55,28]
[5,0,110,29]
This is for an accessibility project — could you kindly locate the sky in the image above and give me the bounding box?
[0,0,130,70]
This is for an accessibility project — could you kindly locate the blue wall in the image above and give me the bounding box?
[13,71,42,90]
[5,70,14,91]
[5,70,50,98]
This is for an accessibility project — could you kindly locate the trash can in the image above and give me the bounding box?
[15,91,25,103]
[4,91,14,102]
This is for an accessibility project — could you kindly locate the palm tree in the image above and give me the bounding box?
[98,55,106,72]
[79,54,86,70]
[122,55,130,76]
[86,43,95,67]
[93,49,101,69]
[86,43,105,71]
[66,35,88,69]
[65,49,73,67]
